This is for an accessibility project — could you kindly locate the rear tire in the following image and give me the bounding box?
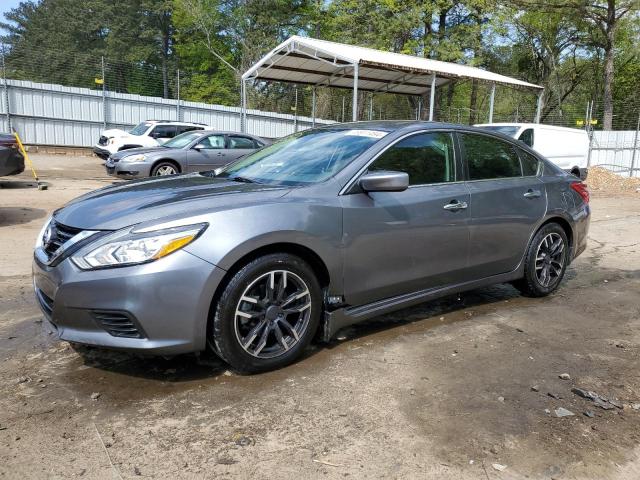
[210,253,322,373]
[513,223,569,297]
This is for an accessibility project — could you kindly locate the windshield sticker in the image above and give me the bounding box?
[343,130,388,139]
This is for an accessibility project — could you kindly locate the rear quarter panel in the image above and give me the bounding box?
[541,168,590,261]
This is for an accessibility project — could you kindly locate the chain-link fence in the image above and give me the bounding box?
[1,46,639,177]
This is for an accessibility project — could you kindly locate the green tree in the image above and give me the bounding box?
[173,0,316,106]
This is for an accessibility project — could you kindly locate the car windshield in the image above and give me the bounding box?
[477,125,520,137]
[129,122,152,136]
[217,128,388,186]
[162,131,202,149]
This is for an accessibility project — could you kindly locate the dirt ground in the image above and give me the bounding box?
[1,155,639,480]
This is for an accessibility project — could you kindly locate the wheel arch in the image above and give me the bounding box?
[205,242,332,338]
[151,158,181,174]
[538,215,574,253]
[515,213,576,277]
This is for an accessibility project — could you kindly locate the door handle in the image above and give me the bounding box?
[524,189,542,198]
[443,200,468,211]
[216,152,224,156]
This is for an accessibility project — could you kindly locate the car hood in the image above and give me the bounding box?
[110,146,168,160]
[101,128,139,139]
[53,173,291,230]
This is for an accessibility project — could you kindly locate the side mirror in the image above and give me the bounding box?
[193,144,205,151]
[359,171,409,192]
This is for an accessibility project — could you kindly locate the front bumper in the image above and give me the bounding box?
[32,250,226,355]
[104,158,152,179]
[0,149,25,176]
[93,146,112,160]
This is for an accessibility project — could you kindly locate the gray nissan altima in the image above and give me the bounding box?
[33,121,590,372]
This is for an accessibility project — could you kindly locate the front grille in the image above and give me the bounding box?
[44,222,83,258]
[98,135,108,146]
[91,310,145,339]
[35,288,54,318]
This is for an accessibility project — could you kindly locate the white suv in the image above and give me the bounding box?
[93,120,209,160]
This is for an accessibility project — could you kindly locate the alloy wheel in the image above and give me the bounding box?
[234,270,312,359]
[535,232,566,288]
[155,165,177,175]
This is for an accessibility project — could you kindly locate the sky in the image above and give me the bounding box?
[0,0,22,24]
[1,0,22,16]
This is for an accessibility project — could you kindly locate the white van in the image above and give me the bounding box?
[475,123,589,179]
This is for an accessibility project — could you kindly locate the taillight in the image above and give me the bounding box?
[570,182,589,204]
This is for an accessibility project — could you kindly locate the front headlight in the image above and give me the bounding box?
[123,153,147,162]
[71,223,207,270]
[35,215,53,249]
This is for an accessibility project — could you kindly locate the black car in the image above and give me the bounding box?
[0,133,24,177]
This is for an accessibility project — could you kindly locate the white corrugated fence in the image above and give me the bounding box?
[589,130,640,178]
[0,78,333,147]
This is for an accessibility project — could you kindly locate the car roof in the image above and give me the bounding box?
[314,120,507,134]
[475,122,586,133]
[143,120,209,126]
[196,130,265,138]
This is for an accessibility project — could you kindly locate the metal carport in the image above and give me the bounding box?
[241,36,543,131]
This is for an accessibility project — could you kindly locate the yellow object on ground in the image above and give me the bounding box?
[13,131,45,189]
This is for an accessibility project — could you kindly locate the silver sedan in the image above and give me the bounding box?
[105,130,269,178]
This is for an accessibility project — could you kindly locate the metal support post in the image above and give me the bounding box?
[352,63,359,122]
[101,56,107,129]
[311,86,316,128]
[630,113,640,178]
[428,73,436,121]
[586,101,594,168]
[1,51,10,132]
[488,83,496,123]
[176,69,181,121]
[240,79,247,133]
[293,86,298,132]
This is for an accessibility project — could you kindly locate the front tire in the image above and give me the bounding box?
[211,253,322,373]
[513,223,569,297]
[151,161,179,176]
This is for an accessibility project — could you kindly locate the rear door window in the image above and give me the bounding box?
[368,132,456,185]
[518,148,541,176]
[460,133,522,180]
[177,125,203,135]
[151,125,178,139]
[228,136,256,149]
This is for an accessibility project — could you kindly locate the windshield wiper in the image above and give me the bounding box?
[230,176,259,184]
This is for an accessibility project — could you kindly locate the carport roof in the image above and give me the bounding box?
[242,36,543,95]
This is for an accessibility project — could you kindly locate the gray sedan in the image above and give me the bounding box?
[33,121,590,373]
[105,130,268,178]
